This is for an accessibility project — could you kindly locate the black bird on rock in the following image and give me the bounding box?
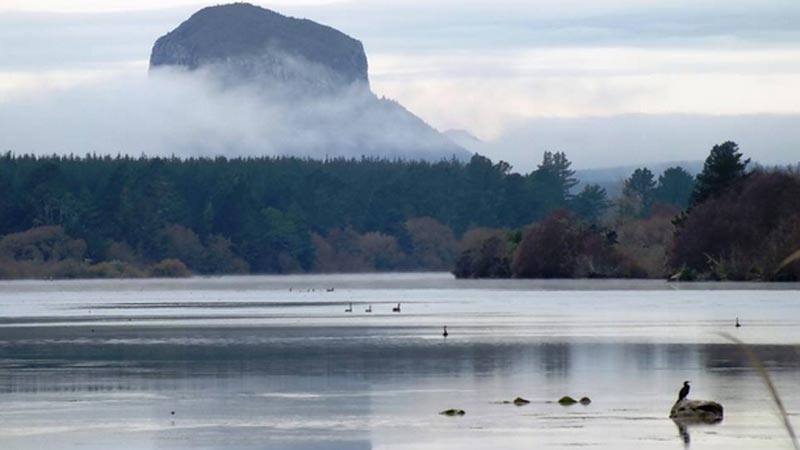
[678,381,690,401]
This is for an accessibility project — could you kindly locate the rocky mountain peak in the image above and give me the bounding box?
[150,3,369,92]
[148,3,469,161]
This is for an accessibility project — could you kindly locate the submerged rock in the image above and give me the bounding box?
[558,396,578,405]
[669,399,723,423]
[513,397,531,406]
[439,408,466,416]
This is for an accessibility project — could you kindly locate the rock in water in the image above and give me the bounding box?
[558,396,578,405]
[670,399,723,424]
[150,3,368,93]
[513,397,531,406]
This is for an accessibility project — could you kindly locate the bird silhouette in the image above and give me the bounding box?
[392,303,401,313]
[735,317,741,328]
[678,381,690,401]
[344,303,352,313]
[442,326,448,338]
[365,305,372,313]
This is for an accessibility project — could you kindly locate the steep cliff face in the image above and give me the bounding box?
[150,3,369,92]
[148,3,469,161]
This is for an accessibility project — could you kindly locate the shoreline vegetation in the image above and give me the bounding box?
[1,141,798,281]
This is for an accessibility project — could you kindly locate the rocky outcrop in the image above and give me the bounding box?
[150,3,368,93]
[670,399,724,423]
[148,3,469,162]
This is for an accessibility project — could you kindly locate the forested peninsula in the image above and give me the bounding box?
[1,141,798,281]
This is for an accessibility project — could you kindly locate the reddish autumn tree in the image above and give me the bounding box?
[671,169,800,280]
[405,217,458,270]
[512,210,640,278]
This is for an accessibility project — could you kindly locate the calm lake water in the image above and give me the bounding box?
[1,273,799,449]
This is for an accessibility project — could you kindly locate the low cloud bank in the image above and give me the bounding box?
[468,114,800,172]
[0,67,466,161]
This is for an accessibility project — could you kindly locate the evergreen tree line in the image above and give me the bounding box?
[2,142,795,280]
[0,150,657,278]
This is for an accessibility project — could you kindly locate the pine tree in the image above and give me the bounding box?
[529,151,578,216]
[654,167,695,209]
[691,141,750,207]
[572,184,611,223]
[622,168,656,217]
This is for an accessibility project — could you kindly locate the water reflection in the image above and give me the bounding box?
[673,416,725,448]
[1,274,799,450]
[0,335,793,450]
[2,327,800,388]
[674,418,692,447]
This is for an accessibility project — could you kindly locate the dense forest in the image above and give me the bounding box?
[0,151,615,278]
[0,142,798,280]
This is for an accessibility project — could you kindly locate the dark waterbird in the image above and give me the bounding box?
[736,317,741,328]
[365,305,372,313]
[344,303,352,313]
[678,381,691,401]
[392,303,401,313]
[442,326,448,338]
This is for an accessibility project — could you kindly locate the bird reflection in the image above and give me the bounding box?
[672,414,723,448]
[673,419,691,448]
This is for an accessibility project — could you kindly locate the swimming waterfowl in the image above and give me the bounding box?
[392,303,401,313]
[442,326,448,337]
[735,317,741,328]
[365,305,372,313]
[345,303,352,313]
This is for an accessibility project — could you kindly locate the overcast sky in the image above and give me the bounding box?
[2,0,800,170]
